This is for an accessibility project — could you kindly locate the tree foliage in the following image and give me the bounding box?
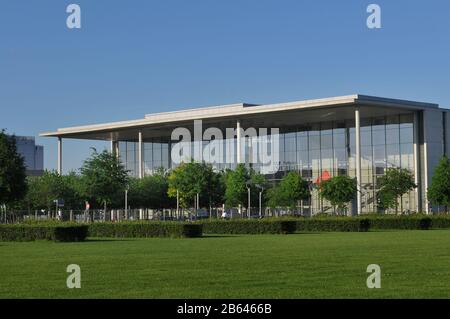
[224,164,268,208]
[0,130,27,207]
[224,164,248,207]
[80,149,129,209]
[377,168,416,213]
[319,175,356,212]
[128,168,174,209]
[167,161,223,208]
[20,171,85,211]
[427,156,450,207]
[267,172,310,209]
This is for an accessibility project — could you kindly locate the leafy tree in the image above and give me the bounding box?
[224,164,249,208]
[224,164,267,208]
[167,161,211,208]
[428,156,450,209]
[60,172,86,210]
[377,168,416,213]
[248,169,268,208]
[267,172,309,209]
[20,171,85,212]
[203,168,225,209]
[80,149,129,210]
[0,130,27,208]
[319,175,356,214]
[129,168,175,209]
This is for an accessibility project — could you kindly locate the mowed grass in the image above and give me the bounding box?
[1,230,450,298]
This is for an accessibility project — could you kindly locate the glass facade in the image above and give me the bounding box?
[118,113,417,214]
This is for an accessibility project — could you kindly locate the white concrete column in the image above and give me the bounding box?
[236,120,242,164]
[57,137,62,175]
[355,108,362,215]
[413,112,421,212]
[138,131,143,179]
[111,141,119,159]
[168,140,172,169]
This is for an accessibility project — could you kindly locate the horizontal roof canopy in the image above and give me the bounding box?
[40,94,439,142]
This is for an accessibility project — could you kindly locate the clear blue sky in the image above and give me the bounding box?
[1,0,449,173]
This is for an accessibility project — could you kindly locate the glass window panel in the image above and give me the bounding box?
[321,149,333,174]
[333,128,345,149]
[309,135,320,150]
[297,136,308,150]
[348,128,356,154]
[400,126,413,144]
[144,149,152,163]
[321,134,332,149]
[361,130,372,146]
[127,142,135,152]
[144,142,153,150]
[310,150,321,178]
[285,135,296,152]
[373,145,386,167]
[400,143,414,169]
[298,150,309,169]
[372,128,386,145]
[362,146,373,169]
[386,127,399,144]
[334,148,347,168]
[386,144,400,167]
[153,145,161,162]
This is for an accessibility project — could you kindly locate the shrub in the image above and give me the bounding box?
[201,219,297,234]
[297,217,370,232]
[53,225,89,242]
[428,215,450,229]
[363,215,434,230]
[87,222,203,238]
[0,224,88,242]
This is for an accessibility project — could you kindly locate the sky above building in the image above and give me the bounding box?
[1,0,449,173]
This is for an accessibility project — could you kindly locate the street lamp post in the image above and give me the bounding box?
[125,185,129,220]
[247,186,251,219]
[176,189,179,220]
[246,181,252,219]
[255,184,264,218]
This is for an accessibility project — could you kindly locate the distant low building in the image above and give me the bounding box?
[13,136,44,176]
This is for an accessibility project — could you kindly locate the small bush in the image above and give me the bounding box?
[0,224,88,242]
[201,219,297,234]
[87,222,203,238]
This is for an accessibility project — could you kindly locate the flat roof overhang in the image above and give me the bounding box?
[39,94,439,142]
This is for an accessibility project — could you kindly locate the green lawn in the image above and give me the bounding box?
[1,230,450,298]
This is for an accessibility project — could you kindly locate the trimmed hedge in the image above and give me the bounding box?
[199,215,450,234]
[87,222,203,238]
[201,219,297,234]
[0,224,88,242]
[296,217,370,232]
[362,215,438,230]
[427,216,450,229]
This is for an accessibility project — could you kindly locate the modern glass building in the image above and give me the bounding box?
[41,95,450,215]
[12,135,44,176]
